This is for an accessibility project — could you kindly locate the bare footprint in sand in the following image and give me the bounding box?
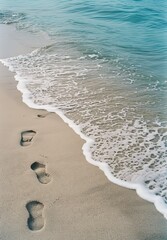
[31,162,52,184]
[37,114,46,118]
[37,112,53,118]
[26,201,45,231]
[20,130,36,146]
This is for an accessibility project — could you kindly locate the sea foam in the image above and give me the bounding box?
[1,46,167,219]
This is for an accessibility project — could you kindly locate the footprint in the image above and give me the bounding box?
[31,162,51,184]
[37,112,53,118]
[37,114,46,118]
[26,201,45,231]
[20,130,36,146]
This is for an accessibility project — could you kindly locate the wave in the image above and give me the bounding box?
[1,44,167,219]
[0,10,26,25]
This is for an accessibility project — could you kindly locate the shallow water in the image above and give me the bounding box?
[0,0,167,217]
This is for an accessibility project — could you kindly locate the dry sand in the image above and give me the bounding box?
[0,24,167,240]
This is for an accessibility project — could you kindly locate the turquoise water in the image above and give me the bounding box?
[1,1,167,217]
[0,0,167,78]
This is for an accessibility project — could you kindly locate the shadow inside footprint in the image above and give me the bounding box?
[26,201,44,231]
[20,130,36,146]
[31,162,51,184]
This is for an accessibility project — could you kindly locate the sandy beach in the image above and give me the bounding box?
[0,24,167,240]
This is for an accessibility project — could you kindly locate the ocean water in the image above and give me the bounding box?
[0,1,167,218]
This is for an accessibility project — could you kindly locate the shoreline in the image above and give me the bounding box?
[2,25,167,220]
[0,24,167,239]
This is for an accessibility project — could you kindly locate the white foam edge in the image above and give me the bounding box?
[1,57,167,220]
